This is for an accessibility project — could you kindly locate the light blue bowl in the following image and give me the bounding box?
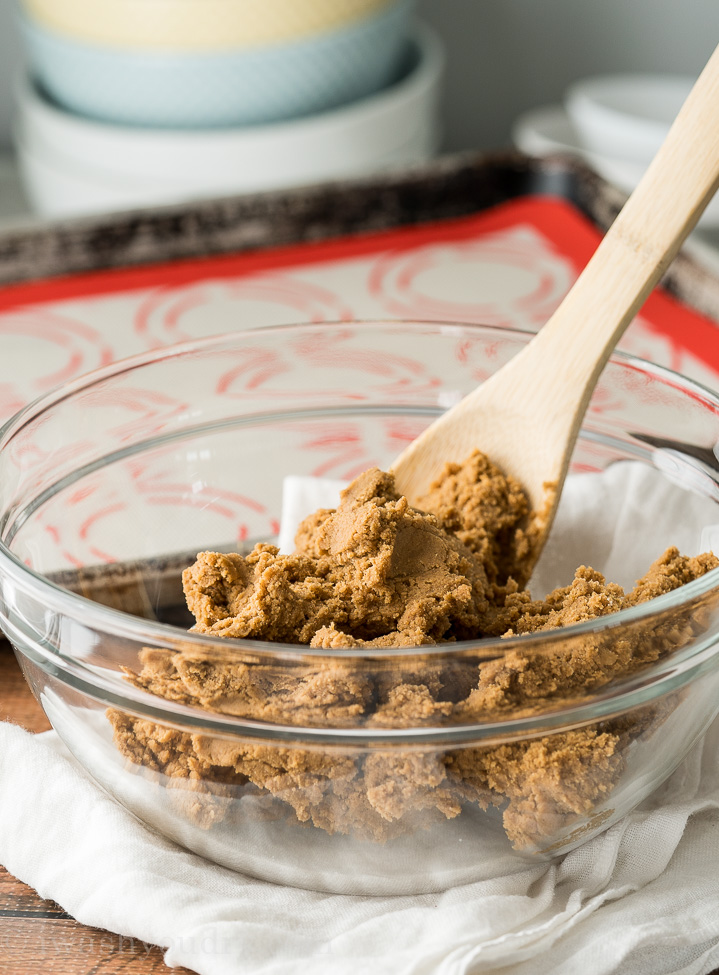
[19,0,416,128]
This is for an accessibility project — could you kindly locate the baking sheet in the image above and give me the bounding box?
[2,153,719,418]
[1,149,719,612]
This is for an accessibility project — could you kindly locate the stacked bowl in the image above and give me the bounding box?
[14,0,444,217]
[512,72,719,231]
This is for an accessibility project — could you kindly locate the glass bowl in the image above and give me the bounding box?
[1,321,719,896]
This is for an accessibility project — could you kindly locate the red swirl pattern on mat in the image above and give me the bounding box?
[35,460,276,567]
[80,386,191,444]
[3,385,190,483]
[0,309,114,418]
[368,228,575,329]
[615,314,685,373]
[134,276,354,349]
[215,326,443,403]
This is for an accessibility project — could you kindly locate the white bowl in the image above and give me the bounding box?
[512,103,719,230]
[16,22,442,203]
[565,73,695,165]
[512,104,644,193]
[16,111,441,219]
[15,136,174,217]
[16,109,440,218]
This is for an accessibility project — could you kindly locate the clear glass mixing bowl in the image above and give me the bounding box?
[1,321,719,895]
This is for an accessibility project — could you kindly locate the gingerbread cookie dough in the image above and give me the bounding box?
[110,450,719,849]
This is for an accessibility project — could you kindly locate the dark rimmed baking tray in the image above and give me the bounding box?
[3,149,719,322]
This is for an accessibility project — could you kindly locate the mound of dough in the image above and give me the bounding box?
[111,452,719,850]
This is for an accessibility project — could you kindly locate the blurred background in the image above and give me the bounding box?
[0,0,716,225]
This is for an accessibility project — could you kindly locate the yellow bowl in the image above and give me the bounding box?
[21,0,398,51]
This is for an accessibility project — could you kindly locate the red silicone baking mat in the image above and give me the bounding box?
[1,193,718,426]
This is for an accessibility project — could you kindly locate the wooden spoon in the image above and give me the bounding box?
[392,42,719,571]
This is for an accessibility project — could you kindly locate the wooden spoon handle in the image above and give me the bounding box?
[523,42,719,419]
[392,43,719,519]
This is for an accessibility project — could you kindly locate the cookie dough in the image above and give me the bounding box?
[110,451,719,849]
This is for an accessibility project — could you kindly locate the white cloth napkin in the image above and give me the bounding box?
[2,462,719,975]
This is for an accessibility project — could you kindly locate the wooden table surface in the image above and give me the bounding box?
[0,642,192,974]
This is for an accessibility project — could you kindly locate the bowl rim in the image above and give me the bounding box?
[2,320,719,740]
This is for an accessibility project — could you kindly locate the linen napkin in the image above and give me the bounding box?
[2,461,719,975]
